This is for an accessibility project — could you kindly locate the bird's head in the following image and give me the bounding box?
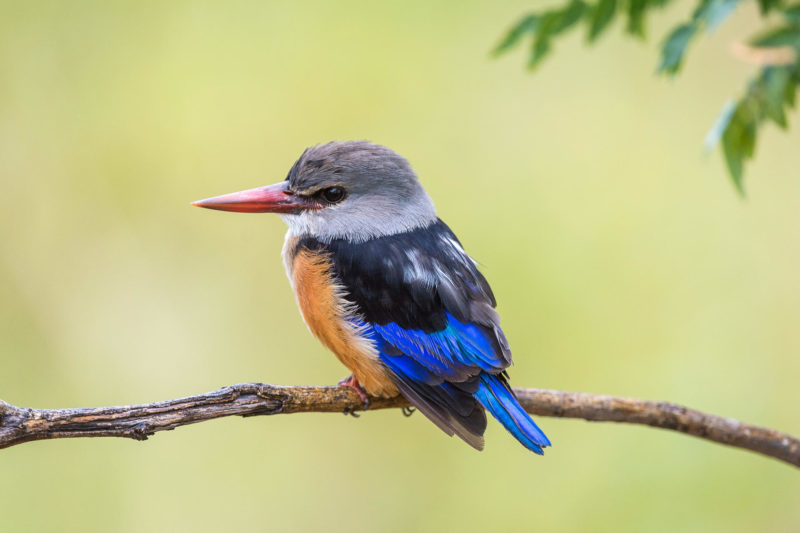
[193,141,437,242]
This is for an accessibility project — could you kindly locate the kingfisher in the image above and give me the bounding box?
[192,141,550,453]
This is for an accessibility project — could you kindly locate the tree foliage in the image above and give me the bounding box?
[494,0,800,193]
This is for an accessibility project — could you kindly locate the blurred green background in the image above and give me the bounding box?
[1,1,798,531]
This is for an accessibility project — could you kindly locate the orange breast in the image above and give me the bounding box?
[289,246,397,398]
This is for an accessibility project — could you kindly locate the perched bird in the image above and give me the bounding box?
[193,141,550,453]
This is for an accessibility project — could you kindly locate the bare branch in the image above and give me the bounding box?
[1,384,797,468]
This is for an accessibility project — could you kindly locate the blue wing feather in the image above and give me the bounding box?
[354,314,550,453]
[475,373,550,453]
[373,313,504,376]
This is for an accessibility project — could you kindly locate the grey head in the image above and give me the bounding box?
[281,141,437,242]
[191,140,438,243]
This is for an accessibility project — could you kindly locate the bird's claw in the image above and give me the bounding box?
[401,406,416,417]
[338,374,370,413]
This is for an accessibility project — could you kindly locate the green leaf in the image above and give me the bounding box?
[757,0,783,14]
[750,25,800,48]
[711,65,798,190]
[527,0,587,70]
[721,97,759,193]
[761,67,793,127]
[493,14,539,56]
[721,103,754,193]
[587,0,618,41]
[558,0,589,31]
[626,0,648,37]
[659,24,696,74]
[657,0,740,76]
[529,13,559,69]
[693,0,739,30]
[704,99,737,151]
[784,68,798,107]
[783,5,800,24]
[739,100,758,158]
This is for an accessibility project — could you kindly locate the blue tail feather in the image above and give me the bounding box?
[475,373,550,454]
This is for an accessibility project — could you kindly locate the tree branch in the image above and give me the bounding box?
[1,384,797,468]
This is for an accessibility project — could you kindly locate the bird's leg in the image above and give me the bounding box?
[338,374,370,414]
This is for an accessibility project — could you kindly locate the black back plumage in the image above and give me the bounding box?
[297,219,501,335]
[296,219,516,448]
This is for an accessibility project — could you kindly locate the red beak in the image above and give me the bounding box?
[191,182,316,214]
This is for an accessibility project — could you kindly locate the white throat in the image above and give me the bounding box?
[280,192,437,243]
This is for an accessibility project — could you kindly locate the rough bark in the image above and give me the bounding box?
[1,383,797,468]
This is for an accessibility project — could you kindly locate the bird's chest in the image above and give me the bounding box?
[282,235,397,397]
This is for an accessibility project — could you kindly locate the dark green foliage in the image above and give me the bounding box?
[710,4,800,190]
[626,0,649,36]
[694,0,740,30]
[493,15,539,56]
[784,4,800,22]
[659,24,696,74]
[492,0,589,69]
[658,0,739,76]
[751,25,800,48]
[588,0,617,41]
[715,65,799,190]
[494,0,800,193]
[625,0,676,36]
[721,95,758,192]
[757,0,784,13]
[491,0,676,64]
[530,0,588,68]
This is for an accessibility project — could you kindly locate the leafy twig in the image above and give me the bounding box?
[494,0,800,191]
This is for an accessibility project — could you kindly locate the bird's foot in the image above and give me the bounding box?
[401,406,416,417]
[338,374,370,414]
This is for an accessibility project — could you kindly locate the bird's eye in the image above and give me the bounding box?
[317,186,346,204]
